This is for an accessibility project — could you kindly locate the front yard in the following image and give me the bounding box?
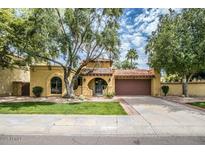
[188,102,205,109]
[0,101,127,115]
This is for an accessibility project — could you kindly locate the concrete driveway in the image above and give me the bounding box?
[121,96,205,136]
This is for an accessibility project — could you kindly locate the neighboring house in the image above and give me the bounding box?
[30,59,161,97]
[0,67,30,96]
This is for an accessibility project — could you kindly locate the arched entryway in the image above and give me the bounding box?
[88,78,108,96]
[50,76,62,94]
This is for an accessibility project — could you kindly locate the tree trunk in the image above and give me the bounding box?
[63,61,88,98]
[182,75,188,97]
[69,81,75,98]
[131,58,133,68]
[63,77,71,98]
[69,75,79,98]
[63,68,73,98]
[182,73,195,97]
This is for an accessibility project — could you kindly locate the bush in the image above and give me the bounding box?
[32,86,43,97]
[104,92,115,98]
[161,85,169,96]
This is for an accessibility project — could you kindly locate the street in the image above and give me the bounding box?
[1,135,205,145]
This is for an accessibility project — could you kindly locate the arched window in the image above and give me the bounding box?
[50,77,62,94]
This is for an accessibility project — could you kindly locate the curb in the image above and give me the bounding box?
[157,97,205,112]
[117,98,139,115]
[185,103,205,112]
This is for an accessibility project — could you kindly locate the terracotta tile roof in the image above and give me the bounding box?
[114,69,155,77]
[81,59,113,65]
[92,58,113,62]
[81,68,113,76]
[82,58,113,63]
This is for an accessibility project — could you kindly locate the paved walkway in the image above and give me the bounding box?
[0,96,205,137]
[0,96,115,103]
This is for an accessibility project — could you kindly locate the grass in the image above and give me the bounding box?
[188,102,205,109]
[0,101,127,115]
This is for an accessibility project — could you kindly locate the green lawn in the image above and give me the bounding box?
[0,101,127,115]
[188,102,205,109]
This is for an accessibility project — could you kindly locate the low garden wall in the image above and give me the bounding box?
[161,82,205,97]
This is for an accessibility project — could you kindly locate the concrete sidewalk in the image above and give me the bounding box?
[0,113,205,137]
[0,114,153,136]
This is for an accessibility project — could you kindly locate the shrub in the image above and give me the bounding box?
[32,86,43,97]
[104,92,115,98]
[161,85,169,96]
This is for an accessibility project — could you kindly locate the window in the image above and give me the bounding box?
[51,77,62,94]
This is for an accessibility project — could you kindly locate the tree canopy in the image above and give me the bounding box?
[0,9,29,68]
[146,9,205,96]
[115,48,138,69]
[114,59,134,69]
[126,48,138,67]
[0,8,123,97]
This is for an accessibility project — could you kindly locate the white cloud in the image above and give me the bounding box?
[119,8,182,69]
[125,9,133,16]
[137,58,148,69]
[132,34,147,47]
[143,18,159,35]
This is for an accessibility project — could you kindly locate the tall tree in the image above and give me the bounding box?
[126,48,138,68]
[146,9,205,97]
[114,60,133,69]
[14,8,122,98]
[0,9,29,68]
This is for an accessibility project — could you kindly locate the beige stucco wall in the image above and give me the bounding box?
[74,86,82,96]
[86,61,112,68]
[30,65,66,97]
[151,70,161,96]
[0,67,30,96]
[161,82,205,96]
[30,65,114,97]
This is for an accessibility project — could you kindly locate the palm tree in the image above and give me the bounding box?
[126,49,138,68]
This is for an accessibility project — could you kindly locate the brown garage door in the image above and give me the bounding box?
[115,79,151,95]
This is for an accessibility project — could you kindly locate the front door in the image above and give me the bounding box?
[95,78,103,96]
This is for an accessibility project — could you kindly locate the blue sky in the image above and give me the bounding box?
[118,8,181,69]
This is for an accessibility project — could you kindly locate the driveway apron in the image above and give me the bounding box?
[122,96,205,136]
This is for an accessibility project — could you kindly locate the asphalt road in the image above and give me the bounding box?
[0,135,205,145]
